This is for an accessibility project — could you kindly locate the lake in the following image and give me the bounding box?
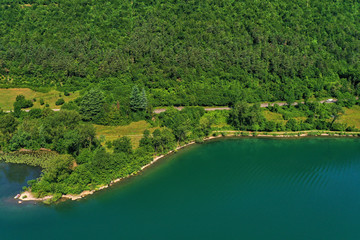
[1,138,360,239]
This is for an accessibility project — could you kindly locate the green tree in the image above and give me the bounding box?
[113,136,133,154]
[228,102,265,130]
[79,88,105,122]
[329,104,345,128]
[0,114,18,135]
[55,98,65,106]
[130,85,147,111]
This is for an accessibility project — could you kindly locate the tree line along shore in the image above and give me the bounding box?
[1,87,360,204]
[10,130,360,204]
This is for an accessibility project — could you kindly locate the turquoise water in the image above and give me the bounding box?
[1,138,360,239]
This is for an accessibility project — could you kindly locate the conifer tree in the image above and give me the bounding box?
[79,88,105,122]
[130,85,147,111]
[140,88,148,110]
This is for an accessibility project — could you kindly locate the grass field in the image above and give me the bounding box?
[0,88,79,110]
[263,110,286,123]
[337,105,360,129]
[94,121,159,148]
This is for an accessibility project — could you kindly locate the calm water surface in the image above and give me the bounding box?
[1,138,360,239]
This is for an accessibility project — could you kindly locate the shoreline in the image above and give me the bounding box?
[15,131,359,203]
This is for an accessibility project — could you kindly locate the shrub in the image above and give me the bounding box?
[40,98,45,105]
[15,95,33,109]
[29,108,42,119]
[55,98,65,106]
[106,141,113,149]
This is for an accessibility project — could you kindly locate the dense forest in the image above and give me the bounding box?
[1,0,360,106]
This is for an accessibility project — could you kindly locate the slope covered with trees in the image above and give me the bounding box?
[1,0,360,106]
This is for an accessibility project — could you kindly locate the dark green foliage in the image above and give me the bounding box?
[13,101,22,118]
[158,107,207,142]
[28,108,42,119]
[61,101,79,111]
[55,98,65,106]
[267,101,353,132]
[0,114,18,135]
[79,88,105,122]
[228,102,265,130]
[152,129,176,154]
[40,98,45,105]
[105,140,113,149]
[113,136,133,154]
[14,95,33,109]
[265,121,277,132]
[76,148,94,165]
[0,1,359,106]
[0,110,98,155]
[139,128,176,154]
[336,92,357,108]
[13,95,33,117]
[285,119,300,131]
[139,130,152,148]
[130,85,147,112]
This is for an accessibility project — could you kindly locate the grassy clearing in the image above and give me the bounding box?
[94,121,159,148]
[263,110,286,123]
[0,88,79,110]
[337,105,360,129]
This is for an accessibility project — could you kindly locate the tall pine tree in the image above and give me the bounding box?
[130,85,147,111]
[79,88,105,122]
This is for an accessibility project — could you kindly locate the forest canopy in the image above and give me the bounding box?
[0,0,360,106]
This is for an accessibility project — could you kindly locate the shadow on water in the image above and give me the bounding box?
[0,163,32,183]
[0,162,41,201]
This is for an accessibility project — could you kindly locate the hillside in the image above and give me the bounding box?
[1,0,359,106]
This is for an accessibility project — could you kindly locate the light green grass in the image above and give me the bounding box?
[94,121,159,148]
[263,110,286,123]
[337,105,360,129]
[0,88,80,110]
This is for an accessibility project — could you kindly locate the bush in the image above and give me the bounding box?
[45,104,49,107]
[40,98,45,105]
[15,95,33,109]
[61,101,79,111]
[113,136,133,154]
[105,141,113,149]
[29,108,42,119]
[55,98,65,106]
[64,91,70,96]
